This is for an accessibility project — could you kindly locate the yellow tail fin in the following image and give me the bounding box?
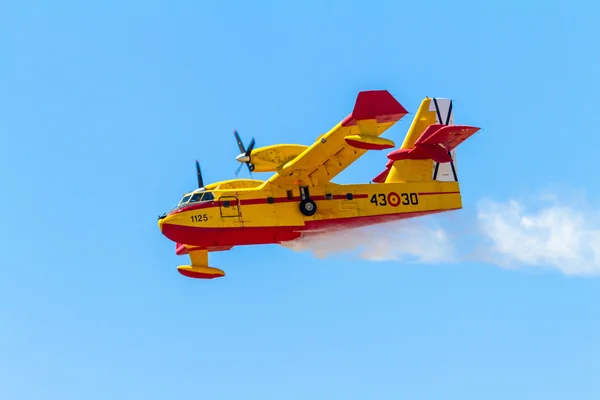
[372,97,480,183]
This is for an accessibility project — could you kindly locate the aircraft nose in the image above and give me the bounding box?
[236,153,250,163]
[158,213,167,232]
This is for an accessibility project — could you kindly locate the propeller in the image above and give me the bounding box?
[233,129,256,177]
[195,160,204,188]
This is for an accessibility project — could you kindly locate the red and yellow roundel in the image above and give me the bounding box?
[387,192,400,207]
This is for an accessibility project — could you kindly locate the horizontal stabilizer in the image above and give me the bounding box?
[387,124,480,163]
[414,124,480,150]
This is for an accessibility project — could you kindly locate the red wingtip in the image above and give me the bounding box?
[342,90,409,127]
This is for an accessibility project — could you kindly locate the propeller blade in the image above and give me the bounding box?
[234,130,246,154]
[246,137,255,156]
[232,130,255,179]
[234,162,244,177]
[196,160,204,188]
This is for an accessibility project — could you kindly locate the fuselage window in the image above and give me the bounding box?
[203,192,215,201]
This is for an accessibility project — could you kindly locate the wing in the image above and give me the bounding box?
[264,90,408,188]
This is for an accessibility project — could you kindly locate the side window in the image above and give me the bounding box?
[203,192,214,201]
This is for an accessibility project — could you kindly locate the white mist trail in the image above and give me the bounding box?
[281,195,600,277]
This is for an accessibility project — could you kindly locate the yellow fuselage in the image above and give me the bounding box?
[158,179,461,249]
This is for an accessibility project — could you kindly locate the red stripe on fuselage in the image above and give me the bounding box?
[172,192,457,214]
[174,193,370,213]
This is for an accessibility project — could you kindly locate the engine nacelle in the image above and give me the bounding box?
[205,179,264,190]
[248,144,308,172]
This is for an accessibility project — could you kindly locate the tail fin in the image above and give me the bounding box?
[372,97,480,183]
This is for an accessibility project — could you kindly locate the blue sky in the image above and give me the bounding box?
[1,0,599,399]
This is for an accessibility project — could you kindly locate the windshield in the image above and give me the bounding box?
[178,195,192,205]
[189,193,203,203]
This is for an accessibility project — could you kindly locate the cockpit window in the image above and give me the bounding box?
[189,193,203,203]
[179,195,192,205]
[177,191,215,207]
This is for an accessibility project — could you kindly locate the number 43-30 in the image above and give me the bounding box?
[370,192,419,206]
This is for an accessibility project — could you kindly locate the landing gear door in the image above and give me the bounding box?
[218,196,240,219]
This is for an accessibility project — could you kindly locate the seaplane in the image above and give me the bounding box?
[157,90,481,279]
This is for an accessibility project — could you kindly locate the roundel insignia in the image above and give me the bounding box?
[387,192,400,207]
